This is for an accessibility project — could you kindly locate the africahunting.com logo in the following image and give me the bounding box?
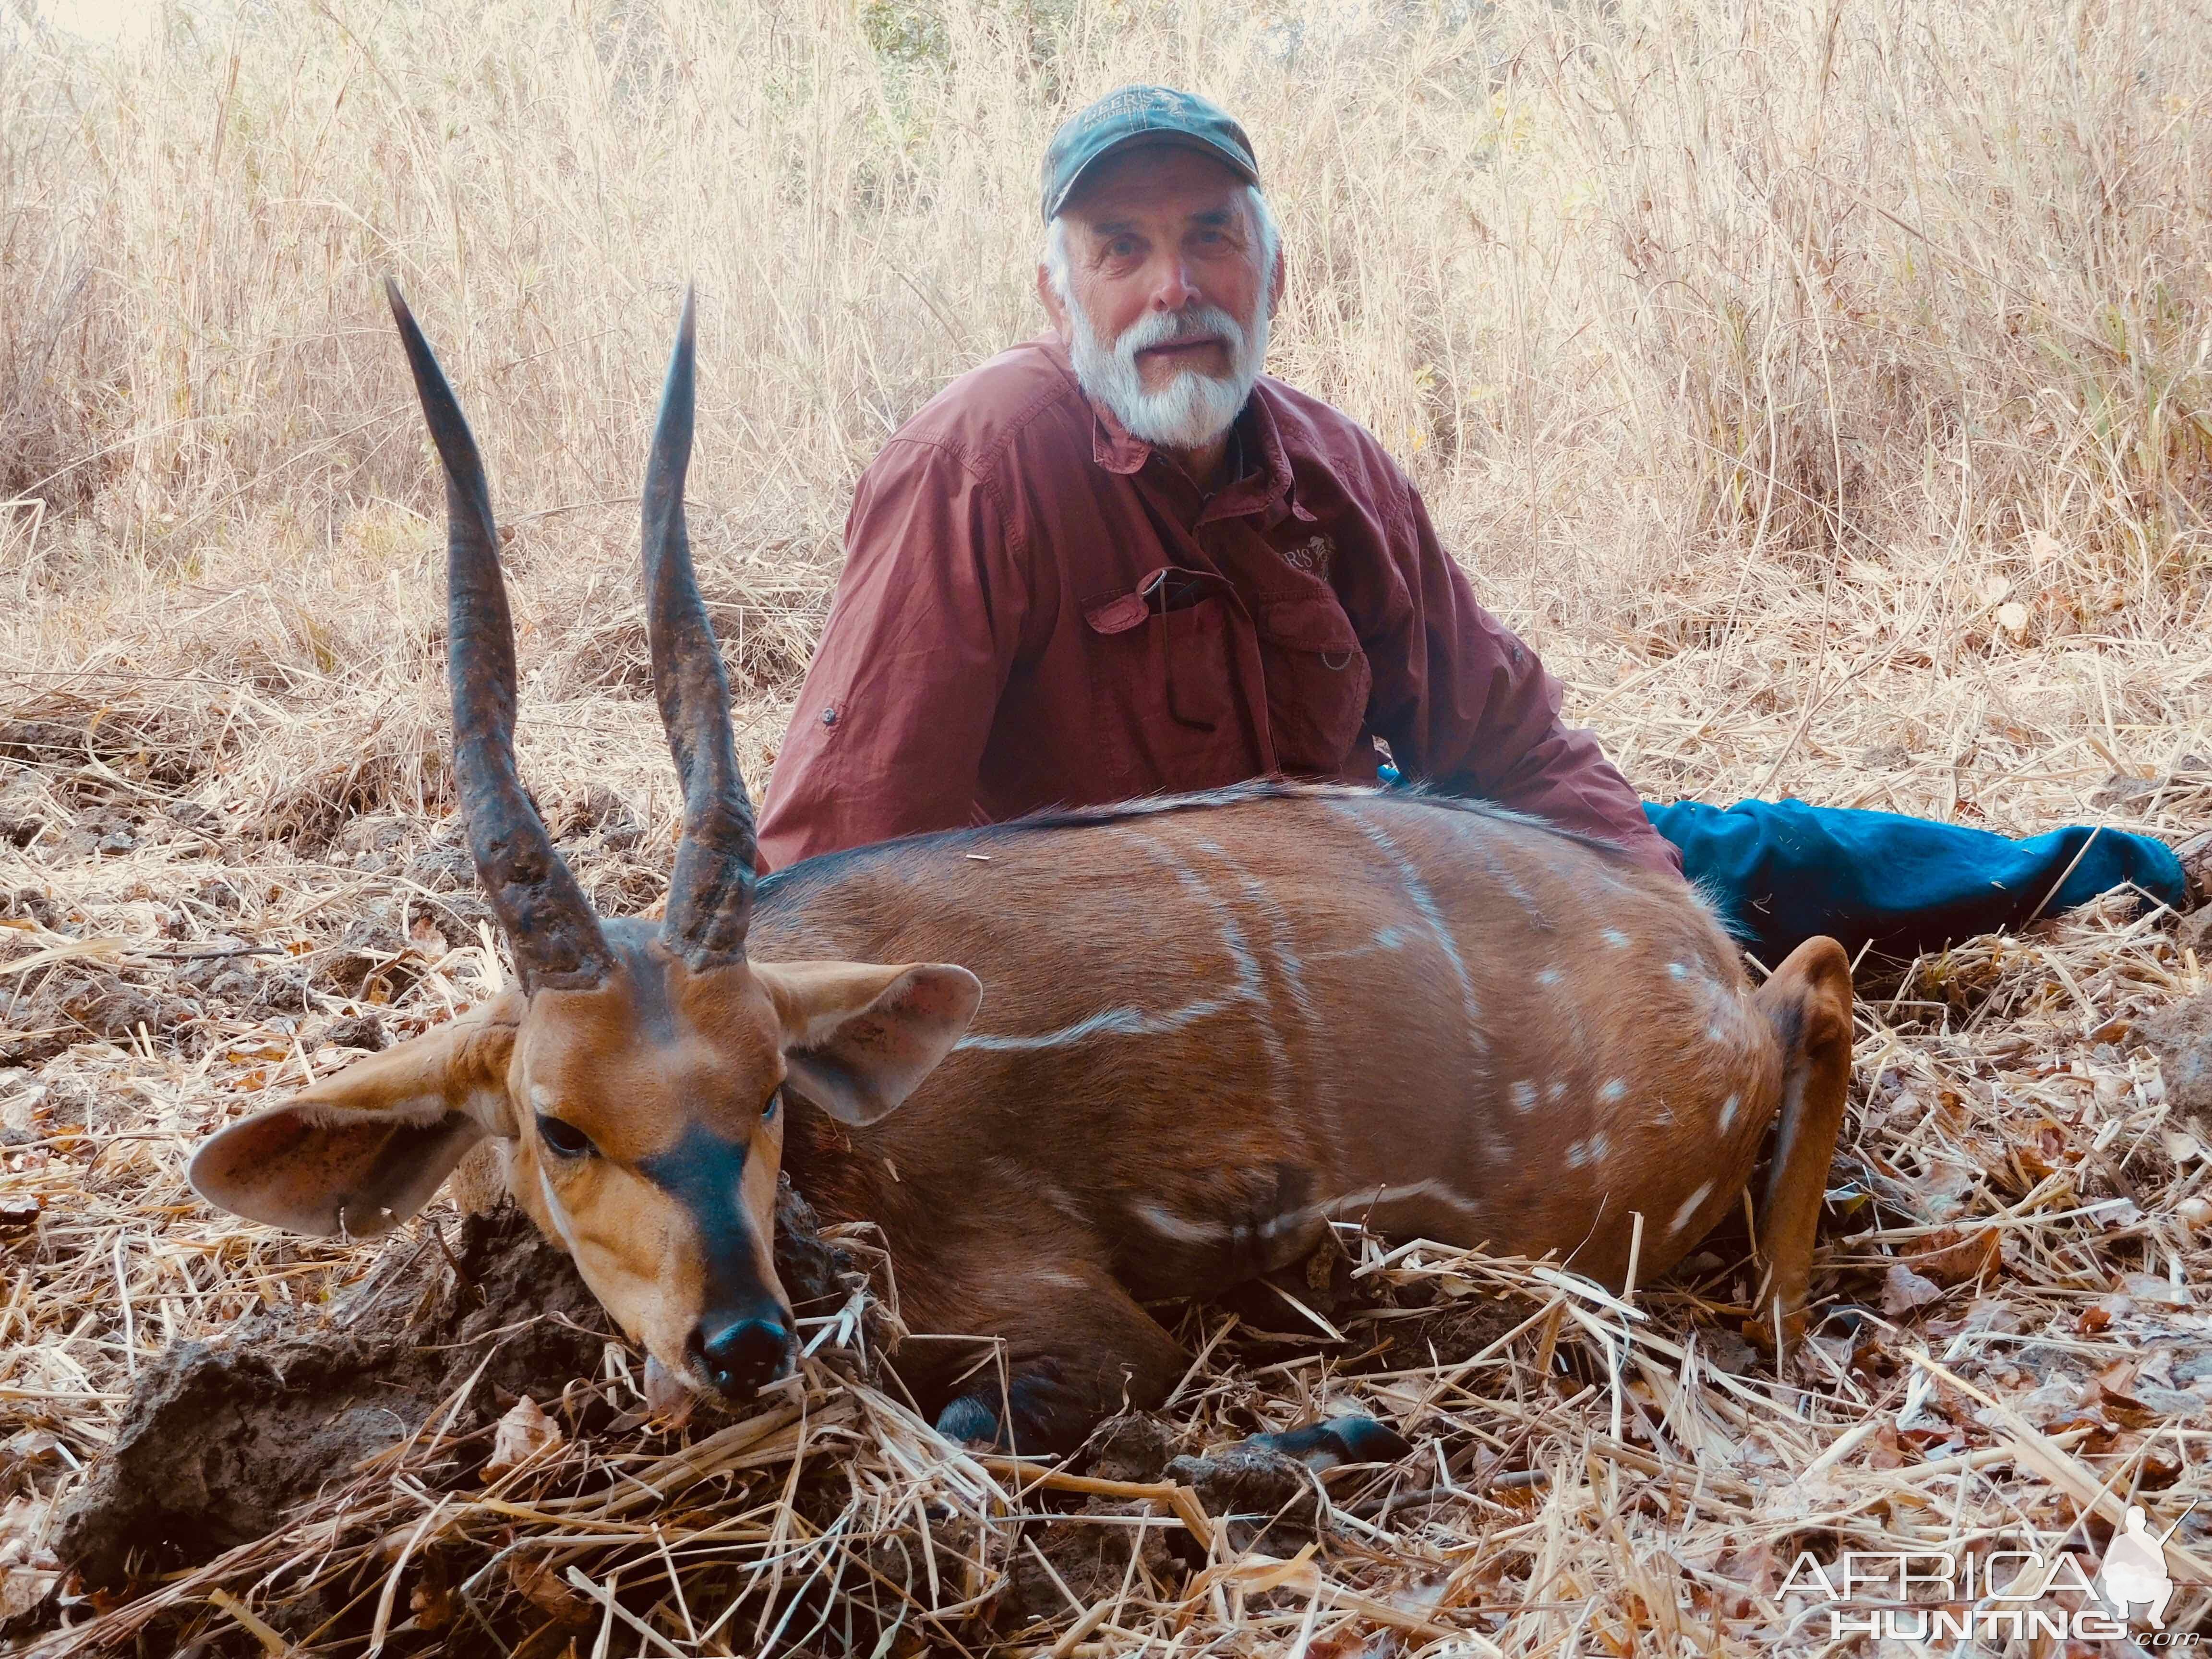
[1781,1507,2192,1643]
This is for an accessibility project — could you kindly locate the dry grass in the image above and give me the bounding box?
[6,0,2212,1651]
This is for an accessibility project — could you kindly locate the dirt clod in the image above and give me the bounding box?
[53,1204,606,1589]
[1163,1442,1316,1555]
[2140,992,2212,1136]
[53,1179,859,1592]
[1081,1411,1184,1483]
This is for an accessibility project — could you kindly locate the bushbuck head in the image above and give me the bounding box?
[189,286,982,1403]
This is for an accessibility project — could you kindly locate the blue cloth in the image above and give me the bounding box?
[1643,798,2188,967]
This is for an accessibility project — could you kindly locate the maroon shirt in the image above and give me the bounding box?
[757,335,1679,878]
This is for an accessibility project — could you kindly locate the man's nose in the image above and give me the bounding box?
[691,1313,791,1397]
[1148,256,1198,313]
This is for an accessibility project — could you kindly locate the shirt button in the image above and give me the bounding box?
[821,706,839,728]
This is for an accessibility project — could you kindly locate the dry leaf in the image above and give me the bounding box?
[1995,601,2029,637]
[1905,1227,2003,1289]
[482,1395,563,1482]
[508,1555,592,1626]
[1882,1263,1945,1315]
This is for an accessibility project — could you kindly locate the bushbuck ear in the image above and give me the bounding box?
[188,994,523,1238]
[760,962,982,1127]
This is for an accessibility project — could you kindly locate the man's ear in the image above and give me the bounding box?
[189,994,523,1238]
[1038,258,1072,342]
[758,962,982,1128]
[1268,243,1286,321]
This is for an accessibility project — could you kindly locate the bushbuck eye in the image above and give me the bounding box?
[536,1113,595,1159]
[763,1088,782,1120]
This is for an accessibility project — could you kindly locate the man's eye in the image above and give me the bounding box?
[536,1113,595,1159]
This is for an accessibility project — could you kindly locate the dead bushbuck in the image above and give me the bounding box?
[190,287,1855,1452]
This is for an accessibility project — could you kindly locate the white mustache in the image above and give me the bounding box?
[1115,304,1241,364]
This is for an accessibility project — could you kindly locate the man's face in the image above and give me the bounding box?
[1039,145,1280,454]
[1047,146,1270,387]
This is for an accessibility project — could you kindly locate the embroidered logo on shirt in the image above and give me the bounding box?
[1278,534,1334,577]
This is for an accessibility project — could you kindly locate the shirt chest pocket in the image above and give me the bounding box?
[1255,593,1372,778]
[1081,570,1255,794]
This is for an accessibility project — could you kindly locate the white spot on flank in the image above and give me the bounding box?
[1587,1131,1611,1163]
[1707,1021,1729,1044]
[1565,1140,1588,1169]
[1602,927,1630,949]
[1536,967,1563,987]
[1509,1080,1537,1113]
[1547,1080,1567,1102]
[1670,1180,1716,1236]
[1668,961,1689,980]
[1599,1079,1626,1105]
[1719,1094,1740,1133]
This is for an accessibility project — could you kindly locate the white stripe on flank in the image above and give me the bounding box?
[1719,1093,1740,1133]
[1321,1179,1482,1217]
[1197,835,1321,1030]
[1125,830,1291,1084]
[1670,1180,1716,1236]
[957,994,1243,1051]
[1135,1202,1226,1243]
[1334,805,1485,1049]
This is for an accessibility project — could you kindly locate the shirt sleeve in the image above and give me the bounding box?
[756,438,1028,871]
[1367,482,1683,878]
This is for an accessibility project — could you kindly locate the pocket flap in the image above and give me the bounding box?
[1082,592,1151,635]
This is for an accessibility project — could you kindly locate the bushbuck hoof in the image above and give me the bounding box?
[1248,1414,1412,1470]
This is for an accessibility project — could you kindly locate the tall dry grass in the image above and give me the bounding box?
[5,0,2209,830]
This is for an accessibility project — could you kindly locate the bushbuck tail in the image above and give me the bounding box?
[190,289,1855,1453]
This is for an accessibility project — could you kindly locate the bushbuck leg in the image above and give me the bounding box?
[1751,936,1855,1353]
[927,1259,1186,1452]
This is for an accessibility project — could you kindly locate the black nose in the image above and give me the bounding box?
[692,1316,790,1397]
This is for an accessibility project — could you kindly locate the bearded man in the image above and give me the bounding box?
[757,85,2199,967]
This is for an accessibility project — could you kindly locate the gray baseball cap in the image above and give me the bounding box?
[1040,85,1260,223]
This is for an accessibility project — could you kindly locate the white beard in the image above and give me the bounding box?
[1068,296,1269,452]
